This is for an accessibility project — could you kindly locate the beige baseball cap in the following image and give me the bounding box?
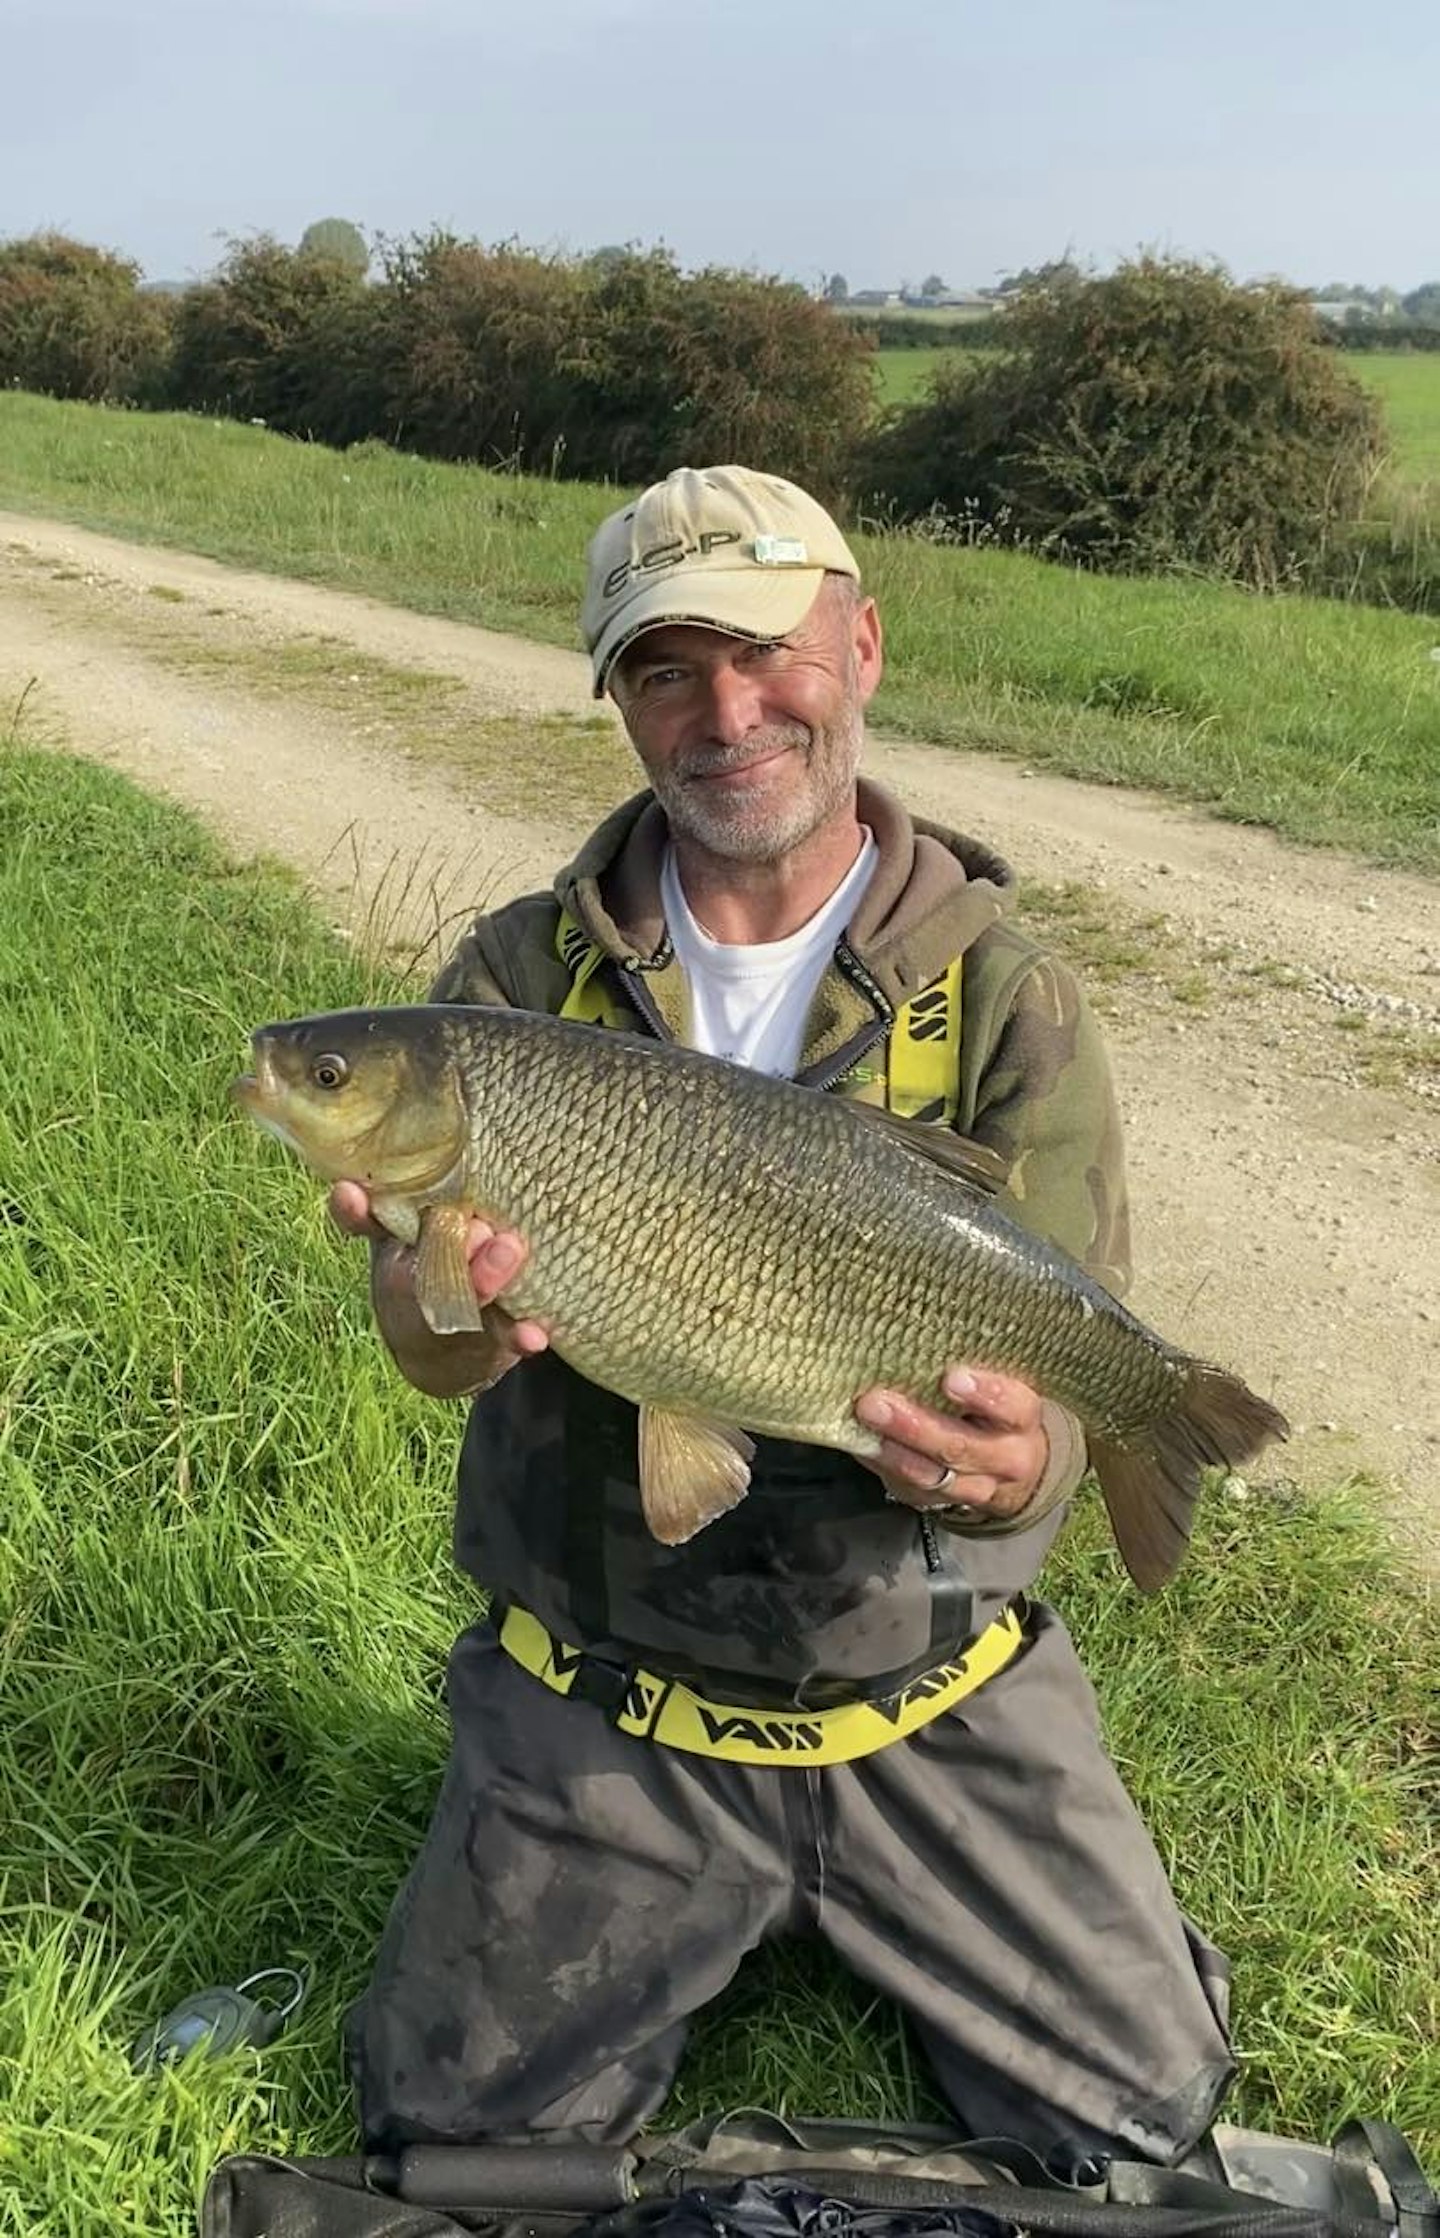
[582,464,861,697]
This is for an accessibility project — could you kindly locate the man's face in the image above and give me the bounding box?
[609,577,884,863]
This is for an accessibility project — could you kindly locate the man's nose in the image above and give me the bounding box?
[702,659,764,746]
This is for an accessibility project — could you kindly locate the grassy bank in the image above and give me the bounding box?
[2,395,1437,872]
[0,738,1435,2232]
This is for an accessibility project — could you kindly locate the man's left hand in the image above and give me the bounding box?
[853,1368,1047,1520]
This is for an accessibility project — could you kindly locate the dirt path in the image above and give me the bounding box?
[3,511,1436,1560]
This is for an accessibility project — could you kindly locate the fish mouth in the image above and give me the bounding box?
[230,1040,303,1151]
[230,1032,278,1114]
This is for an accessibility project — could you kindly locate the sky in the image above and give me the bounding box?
[2,0,1436,296]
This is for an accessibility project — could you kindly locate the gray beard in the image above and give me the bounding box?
[653,715,864,866]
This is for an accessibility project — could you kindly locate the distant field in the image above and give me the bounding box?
[872,346,1440,482]
[873,346,964,406]
[837,304,995,331]
[1356,352,1440,475]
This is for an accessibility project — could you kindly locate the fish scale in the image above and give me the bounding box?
[234,1002,1289,1588]
[439,1009,1182,1448]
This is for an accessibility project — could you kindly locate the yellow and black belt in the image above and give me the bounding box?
[496,1599,1029,1768]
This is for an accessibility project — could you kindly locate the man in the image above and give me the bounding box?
[336,466,1233,2169]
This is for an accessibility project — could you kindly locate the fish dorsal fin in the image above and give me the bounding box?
[638,1406,755,1545]
[413,1202,487,1335]
[844,1105,1010,1196]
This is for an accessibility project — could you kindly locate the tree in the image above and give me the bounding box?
[298,218,369,276]
[994,256,1083,297]
[824,272,849,302]
[859,254,1384,590]
[919,273,947,299]
[167,234,369,426]
[1402,281,1440,323]
[0,231,173,402]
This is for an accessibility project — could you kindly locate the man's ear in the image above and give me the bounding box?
[852,593,884,705]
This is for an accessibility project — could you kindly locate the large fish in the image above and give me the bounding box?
[233,1004,1288,1588]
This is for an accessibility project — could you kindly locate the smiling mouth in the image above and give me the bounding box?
[690,745,793,785]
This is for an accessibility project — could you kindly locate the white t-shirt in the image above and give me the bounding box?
[660,832,878,1078]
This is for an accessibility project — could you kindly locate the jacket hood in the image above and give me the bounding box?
[553,777,1016,1012]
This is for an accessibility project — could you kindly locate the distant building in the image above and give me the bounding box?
[1307,297,1397,323]
[899,288,995,311]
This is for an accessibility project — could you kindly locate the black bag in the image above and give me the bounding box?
[200,2111,1438,2238]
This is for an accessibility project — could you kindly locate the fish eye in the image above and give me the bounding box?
[309,1053,350,1091]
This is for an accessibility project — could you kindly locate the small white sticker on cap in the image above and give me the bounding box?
[752,536,809,565]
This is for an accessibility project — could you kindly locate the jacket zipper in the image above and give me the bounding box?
[617,952,673,1041]
[802,943,896,1094]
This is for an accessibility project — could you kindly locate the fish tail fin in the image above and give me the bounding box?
[1090,1364,1289,1593]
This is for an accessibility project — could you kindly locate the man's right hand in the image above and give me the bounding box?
[328,1181,550,1399]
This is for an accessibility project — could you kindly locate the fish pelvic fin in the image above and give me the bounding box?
[1090,1363,1289,1592]
[413,1203,487,1335]
[638,1407,755,1545]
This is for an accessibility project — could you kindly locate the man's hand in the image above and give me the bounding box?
[328,1181,549,1399]
[853,1368,1047,1521]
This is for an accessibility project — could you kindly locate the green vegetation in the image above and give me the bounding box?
[875,346,1440,481]
[4,392,1436,871]
[0,737,1434,2234]
[7,230,1439,615]
[1358,353,1440,478]
[0,232,172,404]
[297,217,370,276]
[3,226,873,496]
[874,346,963,406]
[860,259,1385,591]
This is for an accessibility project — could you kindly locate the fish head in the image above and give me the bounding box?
[232,1007,470,1195]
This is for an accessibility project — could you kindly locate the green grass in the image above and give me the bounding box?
[873,346,966,406]
[2,394,1438,873]
[0,738,1436,2232]
[1352,352,1440,478]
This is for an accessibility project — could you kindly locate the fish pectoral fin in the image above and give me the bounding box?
[638,1407,755,1546]
[413,1203,486,1335]
[845,1105,1010,1196]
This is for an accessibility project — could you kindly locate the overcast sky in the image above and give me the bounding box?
[2,0,1436,294]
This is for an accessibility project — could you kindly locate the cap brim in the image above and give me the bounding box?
[590,568,825,697]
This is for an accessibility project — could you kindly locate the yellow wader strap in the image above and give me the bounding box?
[884,951,964,1124]
[555,909,631,1031]
[497,1600,1027,1767]
[556,912,964,1123]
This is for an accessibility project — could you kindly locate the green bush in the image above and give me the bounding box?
[837,311,1009,351]
[156,230,873,493]
[858,256,1387,590]
[566,248,874,492]
[0,233,173,403]
[301,235,874,494]
[352,231,589,465]
[1326,319,1440,353]
[165,234,369,429]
